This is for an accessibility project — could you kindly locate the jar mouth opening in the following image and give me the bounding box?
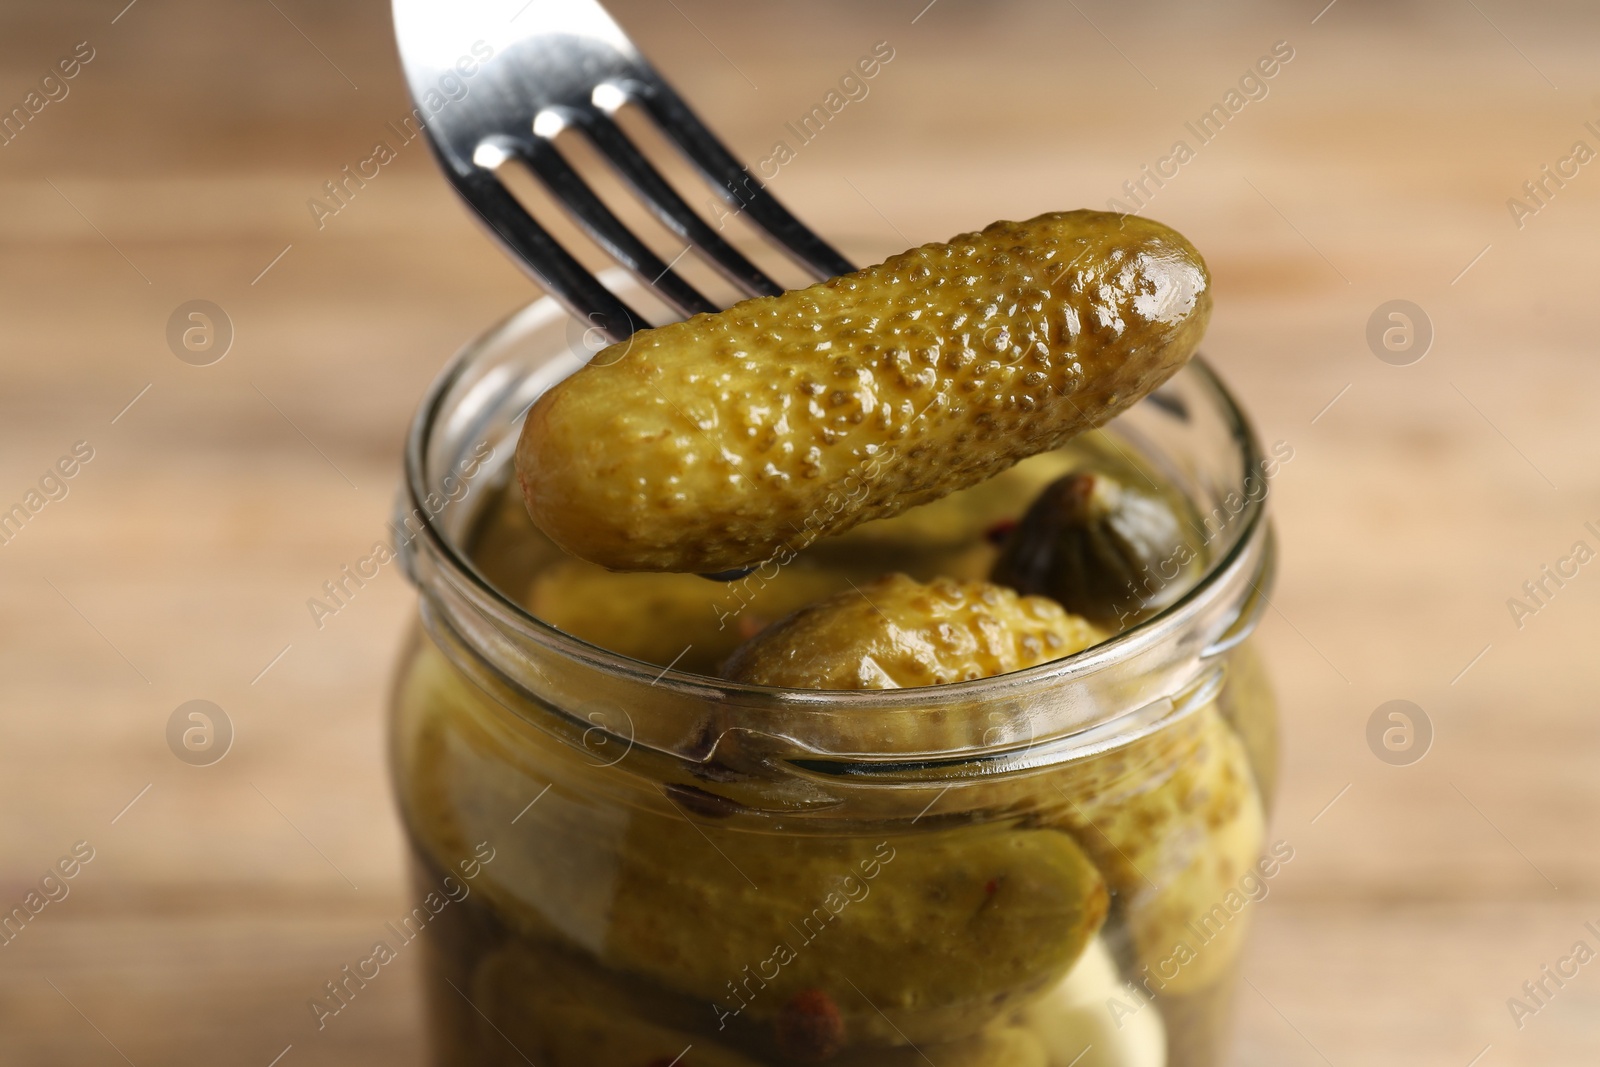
[403,294,1271,713]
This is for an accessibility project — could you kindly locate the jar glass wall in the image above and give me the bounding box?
[389,289,1280,1067]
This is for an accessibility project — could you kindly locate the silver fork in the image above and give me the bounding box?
[392,0,855,342]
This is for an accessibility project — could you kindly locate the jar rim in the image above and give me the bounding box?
[402,291,1273,719]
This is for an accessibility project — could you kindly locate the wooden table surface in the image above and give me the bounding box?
[3,0,1599,1063]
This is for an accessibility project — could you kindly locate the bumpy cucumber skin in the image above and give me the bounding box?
[724,573,1102,689]
[518,210,1211,573]
[604,824,1109,1048]
[1048,704,1265,996]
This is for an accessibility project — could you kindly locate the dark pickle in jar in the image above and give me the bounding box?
[990,471,1193,629]
[392,434,1278,1067]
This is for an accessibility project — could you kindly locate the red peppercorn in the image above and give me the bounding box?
[984,518,1020,546]
[775,988,845,1061]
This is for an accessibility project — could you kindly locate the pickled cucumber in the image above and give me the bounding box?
[1047,705,1264,996]
[831,1025,1049,1067]
[517,210,1211,573]
[479,928,1055,1067]
[473,940,762,1067]
[603,821,1109,1048]
[991,471,1191,627]
[526,557,848,673]
[1215,641,1279,814]
[724,574,1102,689]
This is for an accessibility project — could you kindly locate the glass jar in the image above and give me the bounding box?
[389,286,1279,1067]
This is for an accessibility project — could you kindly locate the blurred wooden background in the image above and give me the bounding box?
[2,0,1599,1063]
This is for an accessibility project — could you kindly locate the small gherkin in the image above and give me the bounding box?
[517,210,1210,574]
[991,471,1188,627]
[723,573,1102,689]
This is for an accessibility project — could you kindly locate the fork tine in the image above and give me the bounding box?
[518,139,720,320]
[575,110,784,299]
[452,167,646,343]
[632,85,857,282]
